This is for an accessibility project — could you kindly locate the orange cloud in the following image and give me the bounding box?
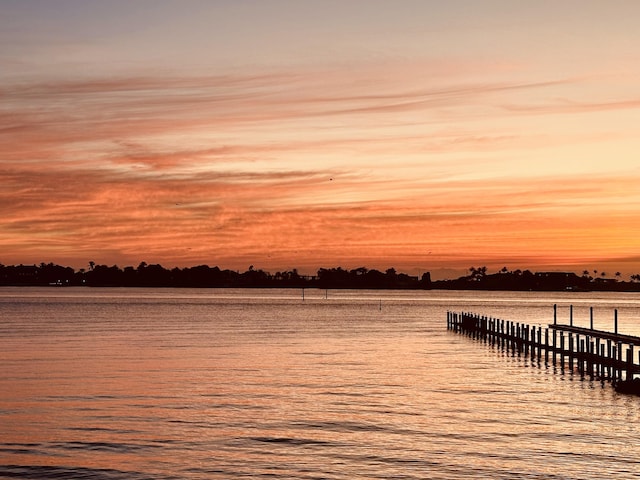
[2,148,638,274]
[2,64,640,276]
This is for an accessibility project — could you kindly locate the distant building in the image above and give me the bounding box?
[535,271,582,290]
[16,265,39,279]
[535,271,579,280]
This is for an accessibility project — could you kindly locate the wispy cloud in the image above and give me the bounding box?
[502,98,640,115]
[2,126,638,269]
[0,69,582,155]
[2,61,640,272]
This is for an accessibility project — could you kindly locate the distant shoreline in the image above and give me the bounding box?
[1,263,639,292]
[2,285,639,292]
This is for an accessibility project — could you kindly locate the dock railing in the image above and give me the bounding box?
[447,308,640,386]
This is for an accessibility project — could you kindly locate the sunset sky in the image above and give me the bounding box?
[2,1,640,279]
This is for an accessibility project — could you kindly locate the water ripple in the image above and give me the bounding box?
[0,465,180,480]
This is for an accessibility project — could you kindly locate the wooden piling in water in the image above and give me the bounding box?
[568,333,574,371]
[617,341,623,381]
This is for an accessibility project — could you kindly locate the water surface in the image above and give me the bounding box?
[1,288,639,479]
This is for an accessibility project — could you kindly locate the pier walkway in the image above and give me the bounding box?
[447,308,640,391]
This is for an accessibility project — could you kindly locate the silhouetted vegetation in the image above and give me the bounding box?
[0,262,639,291]
[0,262,428,289]
[430,266,640,292]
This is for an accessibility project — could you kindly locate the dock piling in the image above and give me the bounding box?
[568,333,574,371]
[570,305,573,326]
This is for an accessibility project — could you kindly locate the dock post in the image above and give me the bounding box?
[615,309,618,335]
[511,322,516,355]
[596,338,602,378]
[529,326,535,360]
[560,333,565,371]
[472,314,477,339]
[607,339,613,379]
[504,319,508,348]
[487,317,496,345]
[584,337,590,377]
[530,326,535,361]
[570,305,573,326]
[504,321,509,350]
[505,320,509,351]
[469,314,474,338]
[536,326,542,362]
[599,342,605,379]
[627,344,635,381]
[502,320,507,349]
[553,304,557,324]
[617,341,623,381]
[579,338,585,376]
[590,306,594,330]
[483,316,488,343]
[568,332,579,371]
[545,328,549,364]
[552,329,557,366]
[588,339,595,378]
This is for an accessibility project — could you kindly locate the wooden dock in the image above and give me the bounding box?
[447,308,640,392]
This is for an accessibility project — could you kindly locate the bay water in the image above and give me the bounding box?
[1,287,640,479]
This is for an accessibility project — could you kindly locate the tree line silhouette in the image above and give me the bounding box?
[0,262,429,289]
[441,267,640,292]
[1,262,640,291]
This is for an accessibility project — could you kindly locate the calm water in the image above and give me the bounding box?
[1,287,640,479]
